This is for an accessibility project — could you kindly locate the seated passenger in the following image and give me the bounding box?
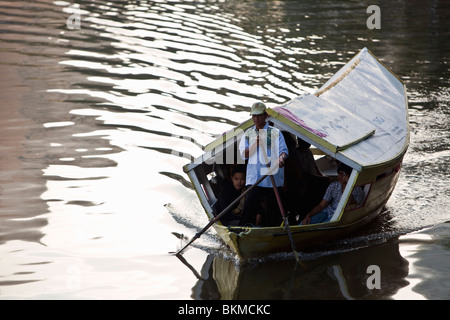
[300,163,364,225]
[214,165,246,226]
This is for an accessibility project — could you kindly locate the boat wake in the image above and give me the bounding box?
[165,198,239,260]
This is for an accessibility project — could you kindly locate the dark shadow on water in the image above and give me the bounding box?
[187,235,409,300]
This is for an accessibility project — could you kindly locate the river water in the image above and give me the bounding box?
[0,0,448,300]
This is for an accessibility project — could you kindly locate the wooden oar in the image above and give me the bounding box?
[268,173,301,263]
[172,164,279,256]
[260,144,301,263]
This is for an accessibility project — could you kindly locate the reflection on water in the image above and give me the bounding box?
[395,222,450,300]
[186,223,450,300]
[0,0,448,299]
[192,236,410,300]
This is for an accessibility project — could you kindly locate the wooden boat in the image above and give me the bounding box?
[182,48,409,260]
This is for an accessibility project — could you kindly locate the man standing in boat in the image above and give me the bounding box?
[238,102,289,227]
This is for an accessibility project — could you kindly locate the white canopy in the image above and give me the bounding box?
[272,48,408,168]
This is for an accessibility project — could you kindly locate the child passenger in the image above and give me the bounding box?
[214,165,246,226]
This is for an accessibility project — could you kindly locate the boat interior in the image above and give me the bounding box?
[190,123,364,226]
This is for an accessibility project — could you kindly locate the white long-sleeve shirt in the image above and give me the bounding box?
[239,122,288,188]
